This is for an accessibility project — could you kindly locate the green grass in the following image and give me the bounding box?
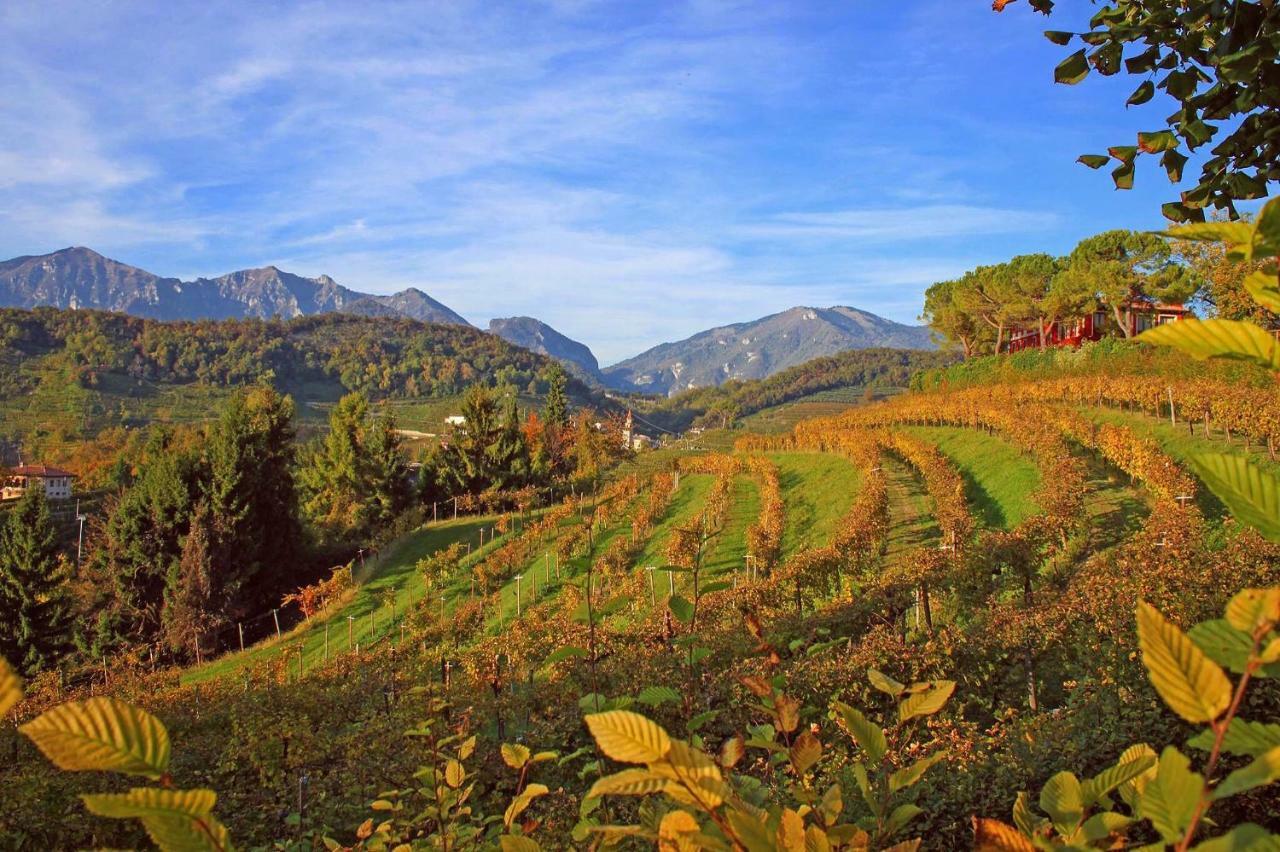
[769,452,862,559]
[902,426,1042,530]
[184,513,513,683]
[883,455,939,558]
[704,474,760,579]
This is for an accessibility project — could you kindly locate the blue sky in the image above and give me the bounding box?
[0,1,1196,363]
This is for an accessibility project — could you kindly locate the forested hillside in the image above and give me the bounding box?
[0,307,595,466]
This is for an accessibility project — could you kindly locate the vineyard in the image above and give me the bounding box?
[1,341,1279,850]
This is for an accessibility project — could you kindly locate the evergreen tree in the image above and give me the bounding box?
[492,392,532,489]
[300,392,372,538]
[544,364,569,427]
[0,486,74,674]
[162,502,224,660]
[367,412,408,527]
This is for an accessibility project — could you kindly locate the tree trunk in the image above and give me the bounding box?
[1112,304,1133,338]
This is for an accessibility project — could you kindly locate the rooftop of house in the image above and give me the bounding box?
[6,464,77,479]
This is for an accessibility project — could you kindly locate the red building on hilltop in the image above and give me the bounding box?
[1003,300,1192,353]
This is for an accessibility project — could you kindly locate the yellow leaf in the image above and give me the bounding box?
[658,810,700,851]
[777,808,806,852]
[719,734,745,769]
[897,681,955,723]
[444,759,465,788]
[586,768,671,799]
[584,710,672,764]
[1225,588,1280,634]
[499,835,541,852]
[20,696,171,779]
[82,787,216,819]
[504,783,549,829]
[789,731,823,775]
[139,812,234,852]
[1137,601,1232,723]
[1191,454,1280,542]
[805,824,834,852]
[1140,318,1280,371]
[0,657,21,718]
[972,817,1036,851]
[501,743,531,769]
[1243,270,1280,313]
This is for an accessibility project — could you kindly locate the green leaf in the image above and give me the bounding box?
[1112,162,1135,190]
[0,657,20,718]
[586,768,671,799]
[544,646,589,666]
[1226,589,1280,634]
[668,595,695,624]
[501,743,531,769]
[139,813,234,852]
[1189,619,1255,673]
[1078,154,1111,169]
[1213,746,1280,800]
[1013,790,1045,836]
[885,803,923,837]
[1141,319,1280,372]
[1161,149,1188,183]
[1137,747,1203,844]
[1115,743,1159,809]
[889,751,946,793]
[1160,221,1253,247]
[1136,601,1233,723]
[1190,823,1280,851]
[584,711,672,764]
[1251,197,1280,260]
[1055,49,1090,84]
[1189,454,1280,542]
[1242,271,1280,313]
[833,701,887,764]
[1038,771,1083,836]
[82,787,216,819]
[1108,145,1138,164]
[500,836,542,852]
[636,686,681,707]
[1188,720,1280,758]
[1139,130,1179,152]
[20,697,171,780]
[868,669,905,697]
[1082,811,1133,843]
[1127,80,1155,105]
[897,680,955,723]
[1082,751,1158,805]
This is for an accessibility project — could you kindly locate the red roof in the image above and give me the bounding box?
[7,464,76,479]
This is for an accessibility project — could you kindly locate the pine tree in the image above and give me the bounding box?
[367,412,407,527]
[162,502,223,660]
[0,486,74,674]
[544,364,569,427]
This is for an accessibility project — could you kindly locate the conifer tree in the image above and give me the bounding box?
[544,364,568,427]
[0,485,73,674]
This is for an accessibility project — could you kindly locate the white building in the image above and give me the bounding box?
[2,464,77,501]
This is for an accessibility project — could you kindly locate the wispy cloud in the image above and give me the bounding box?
[0,0,1173,361]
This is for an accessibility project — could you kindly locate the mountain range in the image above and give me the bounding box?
[601,306,934,396]
[0,247,935,395]
[0,247,469,326]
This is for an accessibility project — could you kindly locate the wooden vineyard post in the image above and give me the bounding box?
[369,609,375,642]
[238,622,245,652]
[194,634,202,666]
[1168,387,1176,427]
[273,608,282,639]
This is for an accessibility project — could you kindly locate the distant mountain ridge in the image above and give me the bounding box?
[0,247,471,326]
[487,316,605,386]
[602,305,934,396]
